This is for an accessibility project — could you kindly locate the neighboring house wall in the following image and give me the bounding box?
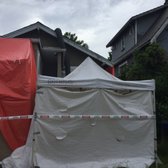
[3,22,112,77]
[18,30,59,48]
[137,11,162,41]
[12,31,87,73]
[112,11,163,77]
[112,11,162,64]
[65,44,86,71]
[107,3,168,78]
[15,31,110,76]
[16,31,61,76]
[112,26,135,63]
[38,30,59,47]
[65,44,108,71]
[157,25,168,54]
[18,30,39,39]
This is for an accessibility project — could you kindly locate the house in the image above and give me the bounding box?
[106,1,168,77]
[3,22,112,77]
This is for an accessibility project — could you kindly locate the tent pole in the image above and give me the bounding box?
[153,90,158,168]
[32,112,37,167]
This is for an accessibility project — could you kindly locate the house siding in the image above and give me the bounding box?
[157,25,168,54]
[18,30,59,48]
[65,44,86,67]
[112,9,162,65]
[65,44,108,70]
[112,26,135,63]
[15,31,90,72]
[112,10,163,77]
[137,11,162,41]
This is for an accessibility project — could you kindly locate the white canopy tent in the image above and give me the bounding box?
[2,57,156,168]
[38,57,154,90]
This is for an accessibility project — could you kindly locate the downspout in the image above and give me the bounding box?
[55,28,70,75]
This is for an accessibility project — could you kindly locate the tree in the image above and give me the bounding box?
[107,47,113,61]
[108,51,112,61]
[121,43,168,120]
[64,32,89,49]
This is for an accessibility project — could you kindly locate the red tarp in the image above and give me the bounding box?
[0,38,36,150]
[105,66,115,76]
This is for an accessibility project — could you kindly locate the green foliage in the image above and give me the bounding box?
[123,43,166,80]
[121,43,168,120]
[150,140,168,167]
[64,32,89,49]
[108,52,112,61]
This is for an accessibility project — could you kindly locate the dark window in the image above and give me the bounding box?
[121,36,125,51]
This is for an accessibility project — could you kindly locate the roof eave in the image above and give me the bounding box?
[3,22,57,38]
[106,19,133,48]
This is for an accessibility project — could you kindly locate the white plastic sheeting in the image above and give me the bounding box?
[2,57,156,168]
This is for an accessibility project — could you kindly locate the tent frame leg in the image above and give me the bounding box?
[152,91,158,168]
[32,113,38,167]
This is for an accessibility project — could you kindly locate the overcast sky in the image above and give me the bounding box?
[0,0,165,58]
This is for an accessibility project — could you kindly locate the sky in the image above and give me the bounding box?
[0,0,165,58]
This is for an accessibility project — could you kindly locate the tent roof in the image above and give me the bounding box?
[65,57,119,81]
[38,57,155,90]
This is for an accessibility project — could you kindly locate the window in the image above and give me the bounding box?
[121,36,125,51]
[129,27,133,35]
[112,44,116,50]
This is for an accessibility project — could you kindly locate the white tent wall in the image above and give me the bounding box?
[30,87,155,168]
[35,88,154,116]
[33,119,154,168]
[2,57,156,168]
